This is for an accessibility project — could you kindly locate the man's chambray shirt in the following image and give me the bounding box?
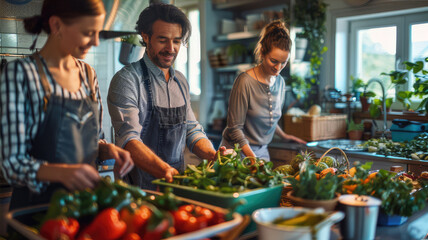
[107,53,209,151]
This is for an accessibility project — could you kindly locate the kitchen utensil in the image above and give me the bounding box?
[339,194,381,240]
[252,207,344,240]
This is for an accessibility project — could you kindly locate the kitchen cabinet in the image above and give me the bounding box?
[408,164,428,176]
[268,147,299,169]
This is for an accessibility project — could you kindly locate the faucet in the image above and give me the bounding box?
[364,78,387,137]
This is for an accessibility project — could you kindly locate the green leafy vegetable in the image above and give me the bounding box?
[286,164,343,200]
[166,144,284,193]
[353,168,428,217]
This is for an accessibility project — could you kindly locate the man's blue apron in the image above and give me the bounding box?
[124,59,187,190]
[9,53,99,210]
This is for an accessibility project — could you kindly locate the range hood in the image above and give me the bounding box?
[100,0,150,39]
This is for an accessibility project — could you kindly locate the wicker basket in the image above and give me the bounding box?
[283,114,347,142]
[280,147,350,207]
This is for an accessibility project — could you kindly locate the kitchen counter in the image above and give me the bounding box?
[268,139,428,175]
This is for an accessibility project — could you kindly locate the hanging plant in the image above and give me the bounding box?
[293,0,328,85]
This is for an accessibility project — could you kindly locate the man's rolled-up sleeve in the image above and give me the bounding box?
[182,77,210,151]
[186,120,211,151]
[107,71,143,148]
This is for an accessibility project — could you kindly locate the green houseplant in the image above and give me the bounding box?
[227,43,247,65]
[283,0,328,109]
[350,76,366,100]
[381,57,428,113]
[351,166,428,218]
[293,0,328,86]
[121,34,142,46]
[286,74,311,101]
[119,34,143,65]
[360,86,376,112]
[286,162,344,211]
[347,119,364,140]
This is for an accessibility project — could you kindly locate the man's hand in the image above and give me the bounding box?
[37,163,100,191]
[164,167,179,182]
[99,142,134,178]
[211,146,237,161]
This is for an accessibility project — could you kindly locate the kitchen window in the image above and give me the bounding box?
[176,7,201,98]
[343,10,428,107]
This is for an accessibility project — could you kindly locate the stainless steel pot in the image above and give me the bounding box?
[338,194,381,240]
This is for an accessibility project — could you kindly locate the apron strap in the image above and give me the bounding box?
[83,62,97,102]
[32,53,51,112]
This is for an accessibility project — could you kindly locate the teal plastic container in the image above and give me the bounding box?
[152,179,284,235]
[390,119,428,142]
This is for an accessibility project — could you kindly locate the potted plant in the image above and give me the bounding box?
[350,76,366,101]
[360,89,376,112]
[119,34,143,65]
[286,74,311,99]
[347,119,364,140]
[381,57,428,113]
[226,43,247,65]
[410,57,428,113]
[286,159,344,211]
[349,163,428,225]
[284,0,328,103]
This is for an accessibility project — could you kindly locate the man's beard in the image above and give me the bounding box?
[146,43,177,69]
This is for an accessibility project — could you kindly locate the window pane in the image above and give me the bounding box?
[188,9,201,96]
[176,43,188,79]
[410,23,428,86]
[175,9,201,96]
[357,26,396,97]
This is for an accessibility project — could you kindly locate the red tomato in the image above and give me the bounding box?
[172,204,214,234]
[122,233,142,240]
[78,208,126,240]
[40,217,79,240]
[120,204,151,235]
[142,218,170,240]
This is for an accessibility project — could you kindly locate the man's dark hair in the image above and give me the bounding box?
[135,3,191,47]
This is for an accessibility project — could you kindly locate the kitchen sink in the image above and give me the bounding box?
[308,139,367,152]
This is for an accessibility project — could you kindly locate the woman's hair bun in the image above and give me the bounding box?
[23,15,44,34]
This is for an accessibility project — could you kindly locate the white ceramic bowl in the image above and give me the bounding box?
[252,207,344,240]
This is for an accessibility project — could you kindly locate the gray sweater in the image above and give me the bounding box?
[222,72,286,147]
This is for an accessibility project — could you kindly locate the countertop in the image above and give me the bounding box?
[268,139,428,167]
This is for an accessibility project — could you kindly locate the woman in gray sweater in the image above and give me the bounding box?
[221,20,306,161]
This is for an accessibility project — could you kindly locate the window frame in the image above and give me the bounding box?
[333,9,428,110]
[175,5,201,100]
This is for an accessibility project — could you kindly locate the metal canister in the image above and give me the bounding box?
[339,194,381,240]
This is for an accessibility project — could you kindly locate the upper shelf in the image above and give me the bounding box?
[214,31,259,41]
[214,0,290,11]
[215,63,254,73]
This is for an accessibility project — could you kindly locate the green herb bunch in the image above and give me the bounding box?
[363,133,428,157]
[170,145,284,193]
[287,164,343,200]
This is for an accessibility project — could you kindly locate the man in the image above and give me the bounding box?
[107,3,218,190]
